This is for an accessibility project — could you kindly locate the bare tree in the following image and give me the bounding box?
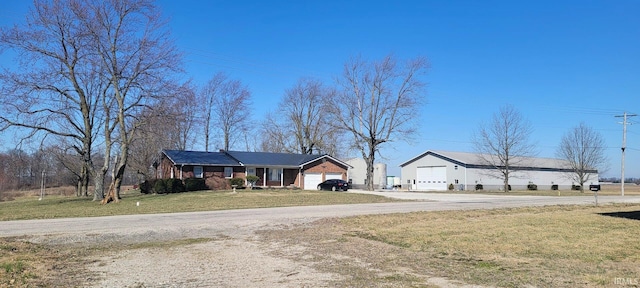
[0,0,180,202]
[201,73,252,151]
[556,122,607,193]
[128,83,198,181]
[259,113,289,153]
[201,73,226,152]
[329,55,428,191]
[0,0,103,197]
[260,78,340,155]
[473,105,536,192]
[216,79,251,151]
[81,0,181,204]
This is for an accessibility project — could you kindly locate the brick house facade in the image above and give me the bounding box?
[157,150,351,190]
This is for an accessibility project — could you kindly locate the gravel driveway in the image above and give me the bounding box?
[3,191,640,287]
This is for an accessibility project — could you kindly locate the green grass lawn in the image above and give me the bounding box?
[0,189,401,221]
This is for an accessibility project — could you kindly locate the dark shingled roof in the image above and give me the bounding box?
[163,150,241,166]
[162,150,351,168]
[226,151,323,167]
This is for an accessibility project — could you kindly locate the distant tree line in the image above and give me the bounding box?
[599,177,640,185]
[0,147,141,193]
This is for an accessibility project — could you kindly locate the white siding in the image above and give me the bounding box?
[345,158,386,187]
[402,151,600,191]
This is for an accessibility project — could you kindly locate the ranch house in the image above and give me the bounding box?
[156,150,351,190]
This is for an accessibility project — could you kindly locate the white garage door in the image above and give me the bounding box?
[304,173,322,190]
[416,166,447,191]
[325,173,342,180]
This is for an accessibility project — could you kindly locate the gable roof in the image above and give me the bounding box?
[226,151,351,168]
[163,150,241,166]
[162,150,351,169]
[400,150,591,172]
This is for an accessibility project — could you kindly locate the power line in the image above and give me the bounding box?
[615,112,637,196]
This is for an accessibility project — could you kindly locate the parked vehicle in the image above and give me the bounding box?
[317,179,349,191]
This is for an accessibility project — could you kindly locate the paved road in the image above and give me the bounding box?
[2,191,640,240]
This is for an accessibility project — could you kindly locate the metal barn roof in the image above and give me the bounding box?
[400,150,576,170]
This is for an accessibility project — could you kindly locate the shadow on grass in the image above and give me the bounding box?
[600,211,640,221]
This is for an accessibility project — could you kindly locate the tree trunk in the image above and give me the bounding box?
[76,176,83,197]
[365,144,376,191]
[93,171,106,201]
[100,181,116,205]
[504,172,509,192]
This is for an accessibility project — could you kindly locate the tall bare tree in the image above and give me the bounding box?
[128,83,198,181]
[201,73,252,151]
[556,122,607,193]
[84,0,181,203]
[329,55,429,191]
[260,78,340,155]
[201,73,226,152]
[0,0,102,197]
[473,105,536,192]
[0,0,181,202]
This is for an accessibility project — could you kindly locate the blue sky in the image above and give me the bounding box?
[1,1,639,178]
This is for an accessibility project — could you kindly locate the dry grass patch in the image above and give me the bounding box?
[260,204,640,287]
[0,237,93,287]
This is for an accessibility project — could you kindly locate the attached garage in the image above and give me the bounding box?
[304,173,323,190]
[325,173,343,180]
[416,166,447,191]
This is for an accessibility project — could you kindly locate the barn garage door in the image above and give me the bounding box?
[416,166,447,191]
[304,173,322,190]
[325,173,342,180]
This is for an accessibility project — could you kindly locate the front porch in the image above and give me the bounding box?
[248,167,301,188]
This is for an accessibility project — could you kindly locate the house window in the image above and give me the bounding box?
[194,166,203,178]
[224,167,233,178]
[269,168,281,181]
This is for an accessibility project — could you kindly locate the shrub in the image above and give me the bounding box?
[246,175,260,189]
[166,178,185,193]
[475,184,483,190]
[184,178,208,191]
[229,178,245,188]
[153,179,168,194]
[551,184,559,190]
[527,183,537,190]
[139,180,153,194]
[448,183,454,191]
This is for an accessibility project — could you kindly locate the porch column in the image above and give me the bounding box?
[263,168,267,186]
[280,169,284,187]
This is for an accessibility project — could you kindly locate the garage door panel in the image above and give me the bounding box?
[325,173,342,180]
[304,173,322,190]
[416,166,447,191]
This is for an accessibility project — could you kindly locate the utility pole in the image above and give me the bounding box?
[616,112,636,196]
